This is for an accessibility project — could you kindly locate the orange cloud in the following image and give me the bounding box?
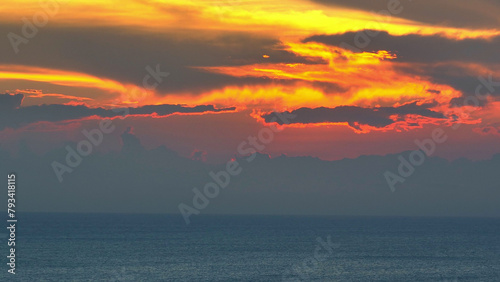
[0,65,154,106]
[2,0,499,41]
[192,42,462,111]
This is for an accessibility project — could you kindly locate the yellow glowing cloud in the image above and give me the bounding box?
[195,85,338,110]
[0,65,154,106]
[1,0,499,41]
[194,42,462,109]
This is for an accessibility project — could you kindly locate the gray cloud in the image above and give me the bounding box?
[0,25,323,95]
[304,30,500,64]
[262,101,445,129]
[0,93,23,111]
[0,93,235,130]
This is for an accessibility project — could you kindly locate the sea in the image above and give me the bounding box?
[2,213,499,281]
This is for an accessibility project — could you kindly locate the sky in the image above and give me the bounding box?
[1,0,499,216]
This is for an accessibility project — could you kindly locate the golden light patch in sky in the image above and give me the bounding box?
[193,85,337,110]
[194,43,462,110]
[0,65,154,106]
[0,65,127,93]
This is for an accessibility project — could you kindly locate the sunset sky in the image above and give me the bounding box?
[2,4,500,280]
[2,0,500,163]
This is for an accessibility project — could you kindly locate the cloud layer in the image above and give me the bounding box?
[262,102,445,130]
[310,0,500,29]
[304,30,500,63]
[0,93,235,130]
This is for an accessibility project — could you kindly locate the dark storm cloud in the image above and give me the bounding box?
[0,93,235,130]
[0,93,23,111]
[309,0,500,29]
[304,30,500,63]
[0,25,323,95]
[262,102,445,129]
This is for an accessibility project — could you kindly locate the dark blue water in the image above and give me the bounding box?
[2,213,500,281]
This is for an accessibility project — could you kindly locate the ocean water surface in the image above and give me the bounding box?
[3,213,500,281]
